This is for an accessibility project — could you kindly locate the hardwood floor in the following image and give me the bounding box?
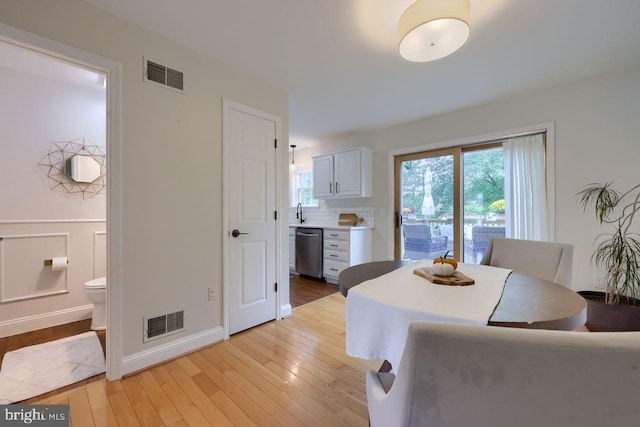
[10,275,335,405]
[290,274,339,308]
[30,293,381,426]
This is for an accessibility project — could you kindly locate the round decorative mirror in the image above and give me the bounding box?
[38,138,106,199]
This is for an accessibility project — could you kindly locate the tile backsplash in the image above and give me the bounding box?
[289,206,375,228]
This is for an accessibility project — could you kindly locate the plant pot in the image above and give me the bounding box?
[577,291,640,332]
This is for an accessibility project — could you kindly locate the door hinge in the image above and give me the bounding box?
[274,282,278,292]
[274,139,277,149]
[274,210,278,220]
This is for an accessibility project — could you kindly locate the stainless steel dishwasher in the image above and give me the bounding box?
[295,228,323,278]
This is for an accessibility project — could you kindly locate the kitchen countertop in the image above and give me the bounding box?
[290,223,370,230]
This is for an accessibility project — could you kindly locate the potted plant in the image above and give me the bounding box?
[577,182,640,331]
[489,199,505,221]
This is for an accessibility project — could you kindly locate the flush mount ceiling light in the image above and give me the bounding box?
[398,0,470,62]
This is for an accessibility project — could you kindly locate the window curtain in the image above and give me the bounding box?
[503,133,549,240]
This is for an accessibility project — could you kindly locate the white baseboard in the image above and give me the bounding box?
[121,327,224,376]
[0,305,93,338]
[281,303,292,318]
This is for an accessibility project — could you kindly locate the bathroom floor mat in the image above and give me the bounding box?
[0,331,105,404]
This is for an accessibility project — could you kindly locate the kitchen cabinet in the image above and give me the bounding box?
[312,147,372,199]
[323,227,372,284]
[312,155,334,198]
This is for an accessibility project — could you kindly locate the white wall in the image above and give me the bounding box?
[0,66,106,337]
[0,67,106,219]
[0,0,289,366]
[296,67,640,291]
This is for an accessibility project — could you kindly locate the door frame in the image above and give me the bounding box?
[222,99,282,339]
[393,147,461,260]
[387,122,557,260]
[0,23,123,380]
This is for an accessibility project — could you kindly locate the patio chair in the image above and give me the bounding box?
[471,225,505,257]
[403,224,448,260]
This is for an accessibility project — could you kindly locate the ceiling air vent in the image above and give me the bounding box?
[143,57,185,93]
[144,309,185,342]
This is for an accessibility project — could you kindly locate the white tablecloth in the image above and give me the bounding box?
[345,260,512,369]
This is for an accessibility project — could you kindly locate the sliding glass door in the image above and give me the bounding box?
[394,148,459,261]
[462,145,505,263]
[395,143,505,263]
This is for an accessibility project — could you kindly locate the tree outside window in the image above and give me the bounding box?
[295,170,317,206]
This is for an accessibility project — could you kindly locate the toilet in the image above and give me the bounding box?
[83,276,106,330]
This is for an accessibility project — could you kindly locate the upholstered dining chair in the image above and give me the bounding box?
[479,237,573,287]
[366,321,640,427]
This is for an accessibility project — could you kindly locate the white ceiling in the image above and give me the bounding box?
[75,0,640,146]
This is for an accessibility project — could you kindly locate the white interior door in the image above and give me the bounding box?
[226,101,278,335]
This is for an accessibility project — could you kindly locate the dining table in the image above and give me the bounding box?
[340,260,587,371]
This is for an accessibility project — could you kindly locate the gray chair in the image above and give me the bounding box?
[366,321,640,427]
[403,224,448,260]
[480,237,573,287]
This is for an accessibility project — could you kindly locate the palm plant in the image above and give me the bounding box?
[578,182,640,305]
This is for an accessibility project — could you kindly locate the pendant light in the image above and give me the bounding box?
[290,144,296,170]
[398,0,470,63]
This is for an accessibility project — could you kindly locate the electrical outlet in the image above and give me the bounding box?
[593,275,605,290]
[208,286,216,301]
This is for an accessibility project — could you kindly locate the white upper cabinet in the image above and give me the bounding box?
[312,147,372,199]
[312,154,334,198]
[334,150,362,197]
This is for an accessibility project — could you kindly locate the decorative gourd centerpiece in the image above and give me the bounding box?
[432,251,458,276]
[413,251,475,285]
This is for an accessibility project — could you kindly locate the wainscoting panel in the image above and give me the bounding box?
[93,231,106,279]
[0,233,69,303]
[0,220,105,338]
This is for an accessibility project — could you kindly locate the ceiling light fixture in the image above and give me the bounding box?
[398,0,470,63]
[290,144,296,170]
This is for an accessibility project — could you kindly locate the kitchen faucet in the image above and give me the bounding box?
[296,203,306,224]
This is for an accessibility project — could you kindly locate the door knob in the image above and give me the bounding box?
[231,229,249,238]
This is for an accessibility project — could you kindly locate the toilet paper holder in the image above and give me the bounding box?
[44,258,68,266]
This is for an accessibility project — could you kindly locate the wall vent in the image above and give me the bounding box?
[143,309,185,342]
[143,57,185,93]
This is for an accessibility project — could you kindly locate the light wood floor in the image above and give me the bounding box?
[12,276,335,405]
[31,293,381,426]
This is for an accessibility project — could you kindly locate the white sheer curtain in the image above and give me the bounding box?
[503,133,549,240]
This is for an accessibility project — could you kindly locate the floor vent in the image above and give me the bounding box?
[143,57,185,93]
[144,310,185,342]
